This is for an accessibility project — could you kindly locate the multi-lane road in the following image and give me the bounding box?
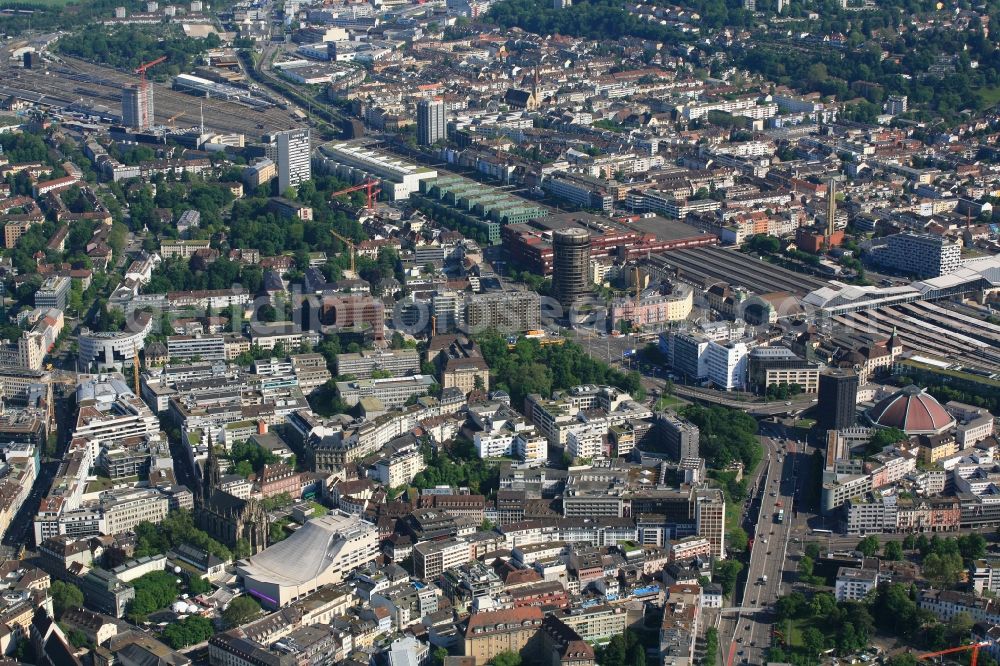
[719,424,801,664]
[718,421,813,665]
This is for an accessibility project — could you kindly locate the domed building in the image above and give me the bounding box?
[866,385,955,436]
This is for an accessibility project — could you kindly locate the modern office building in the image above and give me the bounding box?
[166,334,227,362]
[552,228,591,308]
[122,85,153,131]
[416,98,446,146]
[336,375,436,409]
[78,316,154,371]
[277,128,312,193]
[334,349,420,379]
[695,489,726,559]
[747,346,820,394]
[544,172,614,211]
[464,290,541,334]
[818,369,859,431]
[705,340,748,391]
[876,232,961,278]
[317,142,438,200]
[34,276,71,311]
[656,414,700,462]
[79,569,135,618]
[413,537,471,579]
[669,332,710,382]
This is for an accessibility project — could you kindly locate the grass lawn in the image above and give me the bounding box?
[85,475,116,493]
[724,499,742,537]
[654,394,685,410]
[978,85,1000,108]
[778,617,810,648]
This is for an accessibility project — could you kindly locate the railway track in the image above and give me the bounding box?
[0,55,296,135]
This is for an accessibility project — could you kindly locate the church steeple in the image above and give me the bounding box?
[203,430,220,502]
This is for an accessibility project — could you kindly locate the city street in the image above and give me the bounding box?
[714,420,823,665]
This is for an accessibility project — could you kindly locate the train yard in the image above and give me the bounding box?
[645,245,829,298]
[0,54,298,136]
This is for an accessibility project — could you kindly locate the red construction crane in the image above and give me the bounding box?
[134,56,167,87]
[919,641,991,666]
[132,56,167,128]
[330,179,381,211]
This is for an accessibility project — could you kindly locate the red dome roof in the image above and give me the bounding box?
[867,385,954,435]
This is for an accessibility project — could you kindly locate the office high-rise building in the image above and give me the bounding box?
[277,128,312,193]
[416,99,446,146]
[657,414,700,462]
[122,85,153,130]
[878,231,961,278]
[464,291,541,334]
[552,228,590,308]
[818,369,858,431]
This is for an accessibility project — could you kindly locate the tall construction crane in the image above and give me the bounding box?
[330,179,381,212]
[134,55,167,84]
[329,179,380,274]
[133,56,167,127]
[919,641,991,666]
[330,229,358,274]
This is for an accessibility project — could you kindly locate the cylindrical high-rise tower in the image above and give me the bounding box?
[552,227,591,308]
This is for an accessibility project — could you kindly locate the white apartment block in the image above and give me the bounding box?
[374,446,426,488]
[835,567,879,602]
[919,590,1000,625]
[705,340,748,391]
[474,420,547,464]
[566,422,607,460]
[167,334,227,361]
[972,560,1000,595]
[412,538,470,579]
[846,495,897,535]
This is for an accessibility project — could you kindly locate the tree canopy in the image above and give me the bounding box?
[476,330,644,410]
[57,25,219,76]
[680,404,761,469]
[161,615,214,648]
[129,570,180,623]
[134,510,232,562]
[50,580,84,619]
[223,596,262,628]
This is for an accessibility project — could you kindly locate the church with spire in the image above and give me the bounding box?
[194,432,268,557]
